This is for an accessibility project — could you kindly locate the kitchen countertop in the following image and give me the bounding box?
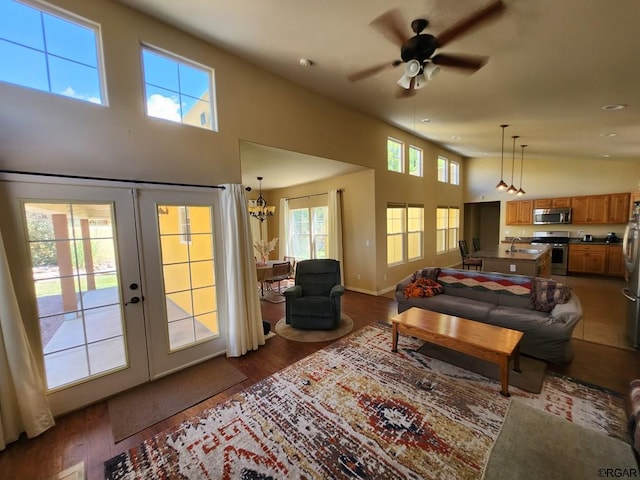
[472,244,550,261]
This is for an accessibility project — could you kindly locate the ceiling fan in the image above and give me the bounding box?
[348,0,506,98]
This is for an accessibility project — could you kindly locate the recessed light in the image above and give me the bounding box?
[599,154,612,158]
[421,118,430,123]
[299,58,313,67]
[602,104,627,111]
[600,132,618,137]
[451,135,461,140]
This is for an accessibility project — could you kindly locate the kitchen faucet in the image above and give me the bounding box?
[510,237,522,252]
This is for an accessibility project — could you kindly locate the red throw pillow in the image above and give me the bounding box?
[404,278,444,298]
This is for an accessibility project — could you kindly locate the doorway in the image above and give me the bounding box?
[2,179,226,415]
[463,201,501,251]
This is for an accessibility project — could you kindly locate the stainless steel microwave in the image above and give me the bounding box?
[533,207,572,225]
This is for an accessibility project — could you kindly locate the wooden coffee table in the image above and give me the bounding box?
[391,307,524,396]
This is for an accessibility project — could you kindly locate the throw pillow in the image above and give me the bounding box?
[404,278,444,298]
[532,277,572,312]
[410,267,441,282]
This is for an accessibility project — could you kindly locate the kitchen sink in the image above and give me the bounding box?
[506,248,542,254]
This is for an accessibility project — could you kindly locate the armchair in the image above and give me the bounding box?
[284,259,344,330]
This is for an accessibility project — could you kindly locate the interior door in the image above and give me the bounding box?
[1,180,149,415]
[136,188,226,379]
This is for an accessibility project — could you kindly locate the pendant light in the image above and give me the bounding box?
[495,124,509,190]
[506,135,519,194]
[516,144,527,196]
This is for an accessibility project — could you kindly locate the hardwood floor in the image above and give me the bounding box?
[1,289,638,480]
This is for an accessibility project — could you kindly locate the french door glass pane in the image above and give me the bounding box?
[25,202,126,390]
[158,205,218,351]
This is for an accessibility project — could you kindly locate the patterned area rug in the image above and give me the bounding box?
[105,322,629,479]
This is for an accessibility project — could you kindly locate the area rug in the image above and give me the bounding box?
[105,322,629,479]
[416,342,547,393]
[274,314,353,342]
[482,399,636,480]
[108,356,247,442]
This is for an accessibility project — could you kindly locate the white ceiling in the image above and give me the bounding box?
[117,0,640,189]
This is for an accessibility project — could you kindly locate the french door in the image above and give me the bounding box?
[2,179,225,415]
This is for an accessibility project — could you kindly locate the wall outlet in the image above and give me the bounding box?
[510,264,517,272]
[357,274,361,280]
[383,274,387,281]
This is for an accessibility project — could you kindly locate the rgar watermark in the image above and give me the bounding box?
[598,468,639,478]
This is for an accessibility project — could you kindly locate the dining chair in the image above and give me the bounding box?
[459,240,482,270]
[264,262,291,294]
[472,237,481,252]
[283,256,296,279]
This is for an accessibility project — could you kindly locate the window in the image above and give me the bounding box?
[387,137,404,173]
[290,207,328,260]
[387,204,424,266]
[438,156,460,185]
[449,160,460,185]
[142,46,217,130]
[436,207,460,253]
[409,146,423,177]
[0,0,105,104]
[178,206,191,243]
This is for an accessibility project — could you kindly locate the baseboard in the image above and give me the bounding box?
[344,285,396,297]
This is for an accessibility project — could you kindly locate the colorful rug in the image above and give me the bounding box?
[105,322,629,479]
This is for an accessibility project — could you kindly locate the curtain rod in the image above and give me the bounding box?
[286,190,341,201]
[0,169,226,189]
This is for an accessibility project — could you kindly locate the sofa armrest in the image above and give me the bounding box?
[330,285,345,298]
[550,292,583,327]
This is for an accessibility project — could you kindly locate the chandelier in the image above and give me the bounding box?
[248,176,275,222]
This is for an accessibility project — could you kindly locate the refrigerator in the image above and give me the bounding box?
[622,202,640,349]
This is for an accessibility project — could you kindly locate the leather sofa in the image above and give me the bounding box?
[395,267,582,364]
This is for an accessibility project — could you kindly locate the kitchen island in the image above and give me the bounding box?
[472,245,551,277]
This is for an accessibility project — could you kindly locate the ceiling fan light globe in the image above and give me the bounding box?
[397,74,412,89]
[424,63,440,81]
[414,73,427,89]
[404,59,421,78]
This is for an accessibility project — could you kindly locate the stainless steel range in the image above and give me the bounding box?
[530,231,570,275]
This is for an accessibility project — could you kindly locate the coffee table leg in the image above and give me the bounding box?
[499,356,510,397]
[391,321,398,352]
[512,344,522,373]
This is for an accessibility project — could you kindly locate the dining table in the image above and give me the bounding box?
[256,260,280,296]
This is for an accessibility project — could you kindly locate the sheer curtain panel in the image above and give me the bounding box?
[278,197,290,259]
[0,228,54,450]
[328,190,344,284]
[219,184,265,357]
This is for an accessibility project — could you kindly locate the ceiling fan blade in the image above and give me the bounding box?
[348,60,402,82]
[396,76,417,99]
[431,53,489,71]
[435,0,506,48]
[370,8,410,47]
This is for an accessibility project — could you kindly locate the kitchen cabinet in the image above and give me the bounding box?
[533,197,571,208]
[506,200,533,225]
[608,193,630,223]
[571,195,609,224]
[568,244,607,274]
[607,244,625,277]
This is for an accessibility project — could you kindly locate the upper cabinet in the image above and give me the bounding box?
[506,200,533,225]
[609,193,630,223]
[533,197,571,208]
[571,195,609,224]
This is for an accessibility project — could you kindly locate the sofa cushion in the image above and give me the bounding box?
[404,295,494,321]
[532,278,572,312]
[487,305,554,331]
[290,296,334,318]
[438,268,533,309]
[404,278,444,298]
[411,267,441,282]
[629,379,640,455]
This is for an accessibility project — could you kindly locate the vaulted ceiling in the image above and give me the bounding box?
[117,0,640,189]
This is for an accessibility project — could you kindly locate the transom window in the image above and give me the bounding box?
[387,137,404,173]
[142,46,217,130]
[436,207,460,253]
[0,0,105,104]
[409,145,423,177]
[438,156,460,185]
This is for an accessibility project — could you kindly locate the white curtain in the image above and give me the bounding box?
[278,197,290,259]
[219,184,265,357]
[328,189,344,284]
[0,228,54,450]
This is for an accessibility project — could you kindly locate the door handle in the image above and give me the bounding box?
[622,288,637,302]
[125,296,142,305]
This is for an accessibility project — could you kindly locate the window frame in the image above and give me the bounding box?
[387,203,424,266]
[436,206,460,254]
[408,145,423,177]
[141,44,218,131]
[387,137,405,173]
[437,156,449,183]
[0,0,108,105]
[289,206,328,260]
[449,160,460,185]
